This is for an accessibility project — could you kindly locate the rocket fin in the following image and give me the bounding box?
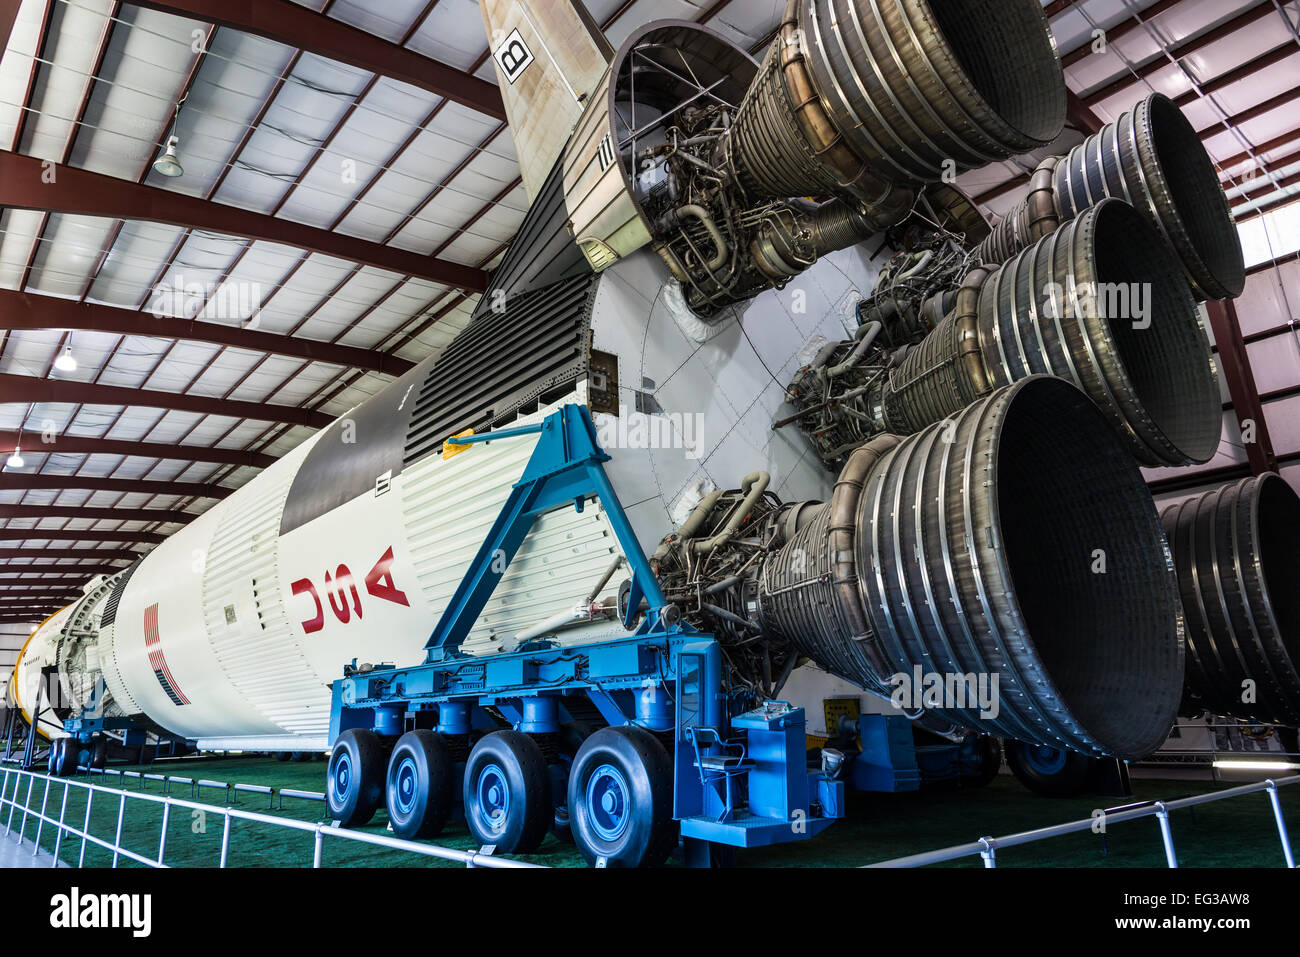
[480,0,611,203]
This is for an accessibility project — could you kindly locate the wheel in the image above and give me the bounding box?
[290,750,311,762]
[385,730,454,840]
[91,737,108,770]
[1005,740,1094,797]
[326,729,386,827]
[959,735,1002,788]
[46,739,60,774]
[273,751,291,762]
[54,738,76,777]
[463,731,551,853]
[568,726,677,868]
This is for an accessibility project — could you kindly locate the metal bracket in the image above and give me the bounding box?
[423,403,677,663]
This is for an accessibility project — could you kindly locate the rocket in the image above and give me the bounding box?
[11,0,1243,760]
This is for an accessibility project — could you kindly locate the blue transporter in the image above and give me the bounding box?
[325,405,843,866]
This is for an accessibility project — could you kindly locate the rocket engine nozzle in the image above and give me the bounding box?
[757,376,1185,759]
[879,198,1222,467]
[719,0,1065,209]
[1163,473,1300,726]
[977,93,1245,301]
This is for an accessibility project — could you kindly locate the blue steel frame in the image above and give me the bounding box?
[327,404,843,854]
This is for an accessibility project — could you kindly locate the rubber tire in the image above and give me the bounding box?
[385,730,454,840]
[327,729,386,827]
[568,726,677,868]
[959,735,1003,788]
[291,750,312,762]
[91,737,108,770]
[1005,740,1094,797]
[47,739,60,775]
[55,738,76,777]
[273,751,291,762]
[463,730,552,854]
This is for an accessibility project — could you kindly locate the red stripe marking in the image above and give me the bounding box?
[143,603,190,706]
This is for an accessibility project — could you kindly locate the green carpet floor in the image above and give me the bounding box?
[4,756,1295,868]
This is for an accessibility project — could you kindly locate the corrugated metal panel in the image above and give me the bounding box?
[475,159,594,310]
[401,395,630,656]
[201,443,329,734]
[403,272,598,464]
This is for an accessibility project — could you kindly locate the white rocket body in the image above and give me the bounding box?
[17,249,879,750]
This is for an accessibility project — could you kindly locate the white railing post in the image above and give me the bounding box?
[1265,780,1295,868]
[52,780,70,866]
[1,767,11,834]
[78,786,93,867]
[17,773,35,845]
[112,792,126,868]
[1154,801,1178,868]
[978,837,997,868]
[32,776,50,853]
[157,798,171,866]
[219,812,231,867]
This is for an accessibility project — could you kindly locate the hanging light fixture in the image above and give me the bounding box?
[5,447,23,469]
[153,134,184,178]
[54,342,77,372]
[153,96,187,179]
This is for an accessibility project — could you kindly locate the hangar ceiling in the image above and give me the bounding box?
[0,0,1298,628]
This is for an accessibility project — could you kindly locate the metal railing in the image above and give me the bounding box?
[0,765,544,869]
[868,774,1300,868]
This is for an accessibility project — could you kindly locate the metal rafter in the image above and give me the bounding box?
[0,153,489,292]
[0,528,166,544]
[0,290,415,375]
[0,548,141,561]
[129,0,505,119]
[0,473,229,498]
[0,504,192,523]
[1081,1,1281,106]
[1206,299,1278,476]
[0,373,333,428]
[0,429,274,468]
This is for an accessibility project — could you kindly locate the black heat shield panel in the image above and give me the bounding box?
[279,356,436,536]
[99,558,142,628]
[403,271,598,467]
[278,158,598,536]
[474,158,592,315]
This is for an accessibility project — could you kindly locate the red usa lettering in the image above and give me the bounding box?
[291,546,410,634]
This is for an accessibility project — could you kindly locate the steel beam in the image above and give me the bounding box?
[1206,299,1277,475]
[0,373,332,428]
[0,428,276,468]
[0,568,121,579]
[0,474,230,499]
[1042,0,1078,16]
[130,0,505,120]
[0,0,21,57]
[0,154,488,293]
[1218,130,1300,177]
[1175,43,1297,109]
[0,504,194,523]
[1066,90,1105,136]
[1060,0,1182,68]
[0,528,166,545]
[0,291,414,376]
[0,548,142,561]
[1082,1,1277,106]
